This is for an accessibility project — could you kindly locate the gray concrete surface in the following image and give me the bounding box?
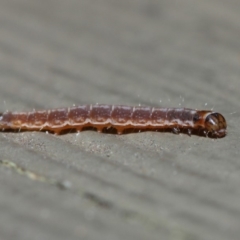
[0,0,239,239]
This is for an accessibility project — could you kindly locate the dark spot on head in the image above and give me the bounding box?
[212,113,220,119]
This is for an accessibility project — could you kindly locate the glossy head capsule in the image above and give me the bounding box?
[204,112,227,137]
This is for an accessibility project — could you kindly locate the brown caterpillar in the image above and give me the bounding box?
[0,104,227,137]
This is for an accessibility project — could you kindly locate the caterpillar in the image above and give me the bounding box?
[0,104,227,137]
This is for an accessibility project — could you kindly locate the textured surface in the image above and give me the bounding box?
[0,0,239,240]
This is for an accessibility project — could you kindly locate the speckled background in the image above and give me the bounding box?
[0,0,239,240]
